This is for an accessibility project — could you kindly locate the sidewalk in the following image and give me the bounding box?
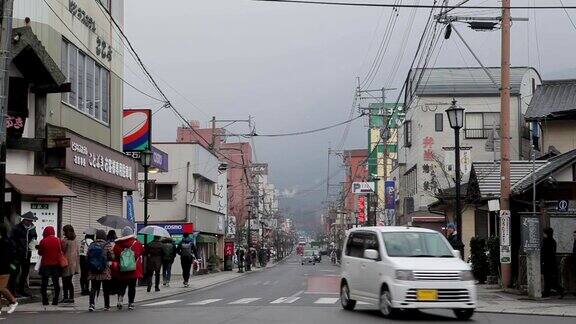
[15,262,276,313]
[477,285,576,317]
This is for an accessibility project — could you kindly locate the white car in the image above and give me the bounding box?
[340,226,476,320]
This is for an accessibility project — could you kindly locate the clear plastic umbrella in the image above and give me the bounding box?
[138,225,171,238]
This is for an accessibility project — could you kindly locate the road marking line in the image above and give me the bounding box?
[270,297,288,304]
[142,300,183,306]
[187,299,222,305]
[273,280,279,284]
[304,292,339,295]
[263,281,271,285]
[284,297,300,303]
[314,297,339,304]
[229,298,261,304]
[357,301,371,305]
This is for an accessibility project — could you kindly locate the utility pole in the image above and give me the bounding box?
[210,116,216,149]
[526,145,541,298]
[0,0,14,223]
[326,145,331,202]
[499,0,512,288]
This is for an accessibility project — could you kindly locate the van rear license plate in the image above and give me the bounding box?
[416,289,438,301]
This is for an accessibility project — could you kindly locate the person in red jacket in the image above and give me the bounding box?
[37,226,63,306]
[113,226,143,310]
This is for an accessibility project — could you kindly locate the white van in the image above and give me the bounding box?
[340,226,476,320]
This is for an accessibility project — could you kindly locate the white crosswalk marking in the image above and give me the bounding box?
[142,300,183,306]
[314,297,339,304]
[187,299,223,305]
[270,297,300,304]
[229,298,261,304]
[357,301,371,305]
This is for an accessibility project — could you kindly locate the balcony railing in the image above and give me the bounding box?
[465,128,499,139]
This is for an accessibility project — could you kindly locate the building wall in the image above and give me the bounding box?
[343,150,368,218]
[398,95,524,212]
[542,120,576,154]
[14,0,125,151]
[133,143,226,234]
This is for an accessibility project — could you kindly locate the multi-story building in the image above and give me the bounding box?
[176,121,253,238]
[393,66,540,251]
[132,142,227,270]
[5,0,135,245]
[342,149,368,225]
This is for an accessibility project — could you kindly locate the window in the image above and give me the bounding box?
[61,39,110,124]
[345,233,365,258]
[156,184,174,201]
[465,112,500,139]
[197,177,213,204]
[435,113,443,132]
[404,120,412,147]
[364,233,379,256]
[382,232,453,257]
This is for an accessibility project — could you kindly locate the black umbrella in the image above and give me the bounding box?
[97,215,134,229]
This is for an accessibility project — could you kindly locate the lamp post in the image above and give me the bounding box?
[446,99,465,247]
[140,150,153,229]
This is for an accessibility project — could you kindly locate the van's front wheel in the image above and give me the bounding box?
[453,309,474,320]
[340,282,356,311]
[379,287,398,318]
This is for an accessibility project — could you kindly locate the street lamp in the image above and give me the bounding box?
[140,150,153,229]
[446,99,465,253]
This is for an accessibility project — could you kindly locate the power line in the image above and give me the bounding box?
[255,0,576,10]
[249,113,365,137]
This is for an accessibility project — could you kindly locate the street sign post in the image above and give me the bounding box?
[499,210,511,264]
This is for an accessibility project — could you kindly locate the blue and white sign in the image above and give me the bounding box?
[557,200,569,212]
[136,223,194,235]
[125,195,135,224]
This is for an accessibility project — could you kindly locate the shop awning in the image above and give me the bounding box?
[6,174,76,197]
[196,234,217,244]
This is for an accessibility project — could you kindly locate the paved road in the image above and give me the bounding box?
[6,255,575,323]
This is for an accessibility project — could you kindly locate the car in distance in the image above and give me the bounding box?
[301,249,316,265]
[340,226,476,320]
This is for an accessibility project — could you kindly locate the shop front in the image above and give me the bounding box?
[45,125,138,235]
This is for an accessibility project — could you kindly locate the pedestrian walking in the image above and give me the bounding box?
[38,226,63,306]
[542,227,565,298]
[236,247,245,273]
[8,212,37,297]
[79,232,95,296]
[113,226,143,310]
[446,223,464,258]
[106,230,119,297]
[251,248,257,268]
[161,237,176,287]
[245,247,252,272]
[87,230,114,311]
[0,224,18,315]
[60,225,79,304]
[177,233,196,287]
[145,236,164,292]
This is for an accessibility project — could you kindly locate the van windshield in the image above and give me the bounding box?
[381,232,454,257]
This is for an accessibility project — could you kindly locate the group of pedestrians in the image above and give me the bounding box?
[234,246,271,273]
[0,212,145,314]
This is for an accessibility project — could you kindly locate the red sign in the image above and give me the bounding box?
[224,241,235,257]
[358,196,366,223]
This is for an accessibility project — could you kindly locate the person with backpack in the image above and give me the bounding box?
[145,236,164,292]
[113,226,143,310]
[87,230,114,311]
[161,237,176,287]
[60,225,79,304]
[37,226,63,307]
[177,233,196,287]
[79,232,94,295]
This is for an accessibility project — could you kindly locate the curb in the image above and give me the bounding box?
[476,309,576,318]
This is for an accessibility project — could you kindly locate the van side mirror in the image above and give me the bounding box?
[453,250,461,259]
[364,249,379,260]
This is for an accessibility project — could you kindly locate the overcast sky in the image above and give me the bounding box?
[123,0,576,228]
